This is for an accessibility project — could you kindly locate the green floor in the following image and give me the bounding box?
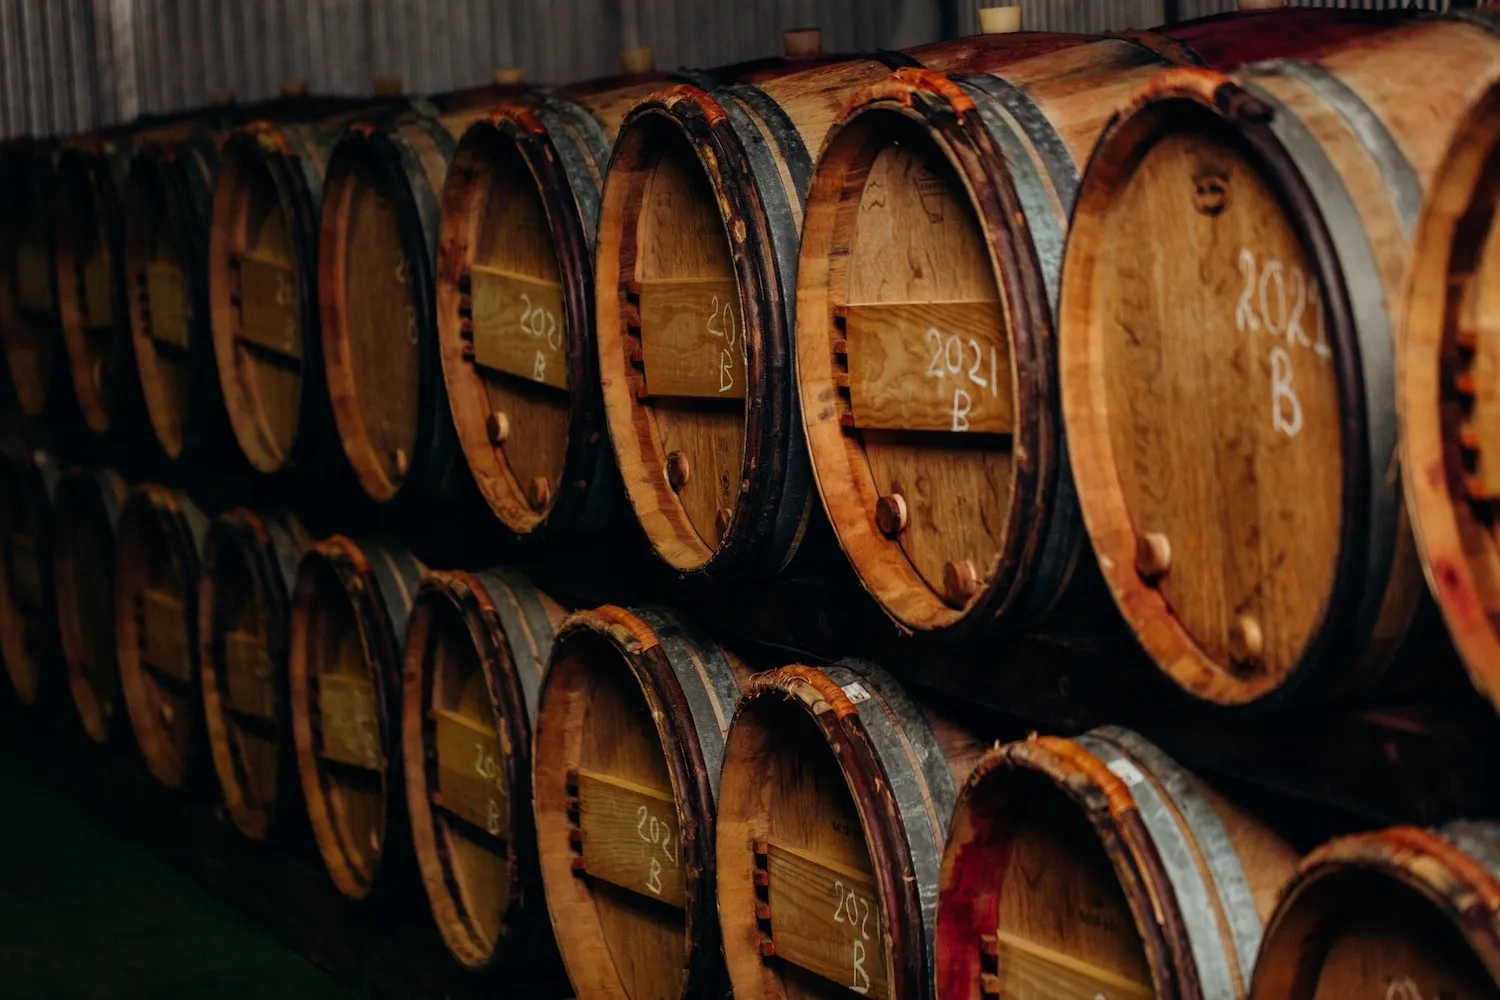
[0,743,351,999]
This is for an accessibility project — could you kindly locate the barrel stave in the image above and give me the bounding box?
[0,441,61,707]
[54,466,128,742]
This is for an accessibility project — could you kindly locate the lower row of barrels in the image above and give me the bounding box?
[3,450,1499,1000]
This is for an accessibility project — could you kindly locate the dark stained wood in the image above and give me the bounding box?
[0,139,64,418]
[0,436,61,708]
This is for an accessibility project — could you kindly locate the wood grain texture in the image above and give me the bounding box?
[145,261,190,350]
[471,265,569,390]
[434,708,509,840]
[224,630,276,721]
[577,768,687,908]
[763,839,890,1000]
[317,672,381,770]
[639,278,747,400]
[142,588,192,683]
[237,252,303,359]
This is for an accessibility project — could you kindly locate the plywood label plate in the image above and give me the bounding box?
[987,931,1154,999]
[142,588,191,682]
[434,708,509,839]
[83,248,114,326]
[237,253,302,359]
[844,300,1009,434]
[576,768,686,907]
[317,672,381,769]
[146,261,191,350]
[763,839,890,1000]
[470,265,568,389]
[639,278,746,399]
[16,241,52,314]
[224,630,276,721]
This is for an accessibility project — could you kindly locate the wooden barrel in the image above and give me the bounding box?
[199,508,311,841]
[717,659,985,1000]
[533,604,750,998]
[1057,16,1500,707]
[796,9,1406,640]
[0,439,61,706]
[401,567,564,971]
[594,37,1093,579]
[288,533,424,900]
[1400,69,1500,715]
[437,74,666,537]
[938,727,1297,1000]
[126,133,232,467]
[0,139,62,417]
[1250,820,1500,998]
[54,466,129,742]
[115,482,211,788]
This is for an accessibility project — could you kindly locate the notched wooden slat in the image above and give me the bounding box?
[82,250,114,326]
[146,261,191,350]
[317,672,382,769]
[224,630,276,721]
[469,264,569,390]
[638,277,746,400]
[575,768,686,907]
[15,241,53,314]
[236,253,302,360]
[142,588,192,683]
[986,930,1154,999]
[762,839,890,1000]
[434,708,509,840]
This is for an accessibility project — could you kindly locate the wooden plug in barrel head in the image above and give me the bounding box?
[402,568,565,972]
[320,113,463,507]
[937,727,1298,1000]
[199,508,311,841]
[54,467,129,743]
[1058,20,1500,707]
[54,140,130,438]
[532,604,749,999]
[0,139,61,417]
[1400,77,1500,714]
[437,83,661,539]
[0,443,61,707]
[115,483,210,789]
[717,660,985,1000]
[1252,821,1500,1000]
[289,534,425,900]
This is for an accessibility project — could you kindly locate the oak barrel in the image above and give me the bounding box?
[1057,16,1500,706]
[938,727,1296,1000]
[0,438,61,707]
[533,604,749,998]
[0,139,62,417]
[1251,820,1500,998]
[796,9,1405,639]
[54,466,129,742]
[437,73,666,537]
[289,533,424,900]
[1399,72,1500,714]
[401,567,564,971]
[116,482,211,789]
[199,508,311,841]
[593,35,1087,579]
[717,659,985,1000]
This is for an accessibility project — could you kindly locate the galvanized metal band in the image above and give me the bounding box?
[1252,60,1421,237]
[260,511,304,597]
[92,471,124,528]
[631,606,741,802]
[393,113,458,264]
[1077,731,1238,1000]
[715,83,815,574]
[362,538,421,641]
[1242,80,1400,651]
[474,567,556,722]
[174,489,209,550]
[823,658,956,989]
[535,95,611,253]
[1438,819,1500,885]
[1094,725,1263,987]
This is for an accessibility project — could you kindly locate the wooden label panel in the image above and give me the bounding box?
[434,709,509,839]
[15,241,52,314]
[470,265,568,390]
[639,278,746,399]
[146,261,191,350]
[8,532,42,611]
[141,588,191,683]
[576,768,686,907]
[83,250,114,326]
[764,840,890,1000]
[844,300,1010,434]
[224,630,276,721]
[317,672,381,769]
[988,931,1153,999]
[237,253,302,359]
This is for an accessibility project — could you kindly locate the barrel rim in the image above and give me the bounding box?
[1057,68,1369,707]
[54,465,127,744]
[402,569,535,971]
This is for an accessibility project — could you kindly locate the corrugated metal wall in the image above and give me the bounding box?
[0,0,1467,140]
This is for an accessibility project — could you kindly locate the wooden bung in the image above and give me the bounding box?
[199,508,311,841]
[1058,15,1500,707]
[797,8,1408,639]
[0,440,61,707]
[717,659,986,1000]
[1250,821,1500,998]
[0,139,62,417]
[1400,67,1500,714]
[115,482,211,789]
[593,36,1086,579]
[437,72,665,538]
[54,466,129,743]
[532,604,750,998]
[938,727,1297,1000]
[288,533,425,900]
[401,567,565,972]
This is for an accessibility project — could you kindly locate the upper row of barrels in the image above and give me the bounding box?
[5,3,1500,713]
